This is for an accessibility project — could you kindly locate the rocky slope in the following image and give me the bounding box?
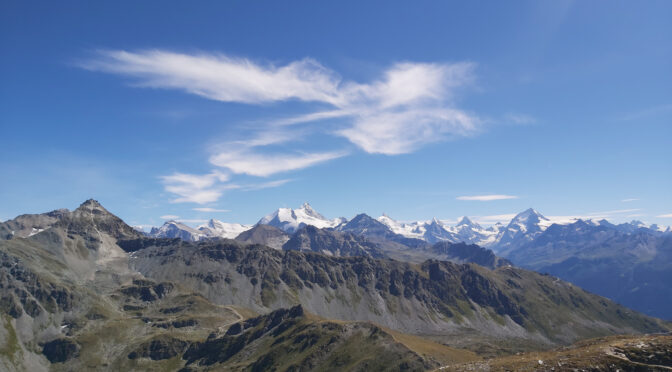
[0,200,241,371]
[282,225,384,258]
[179,305,477,371]
[430,241,512,270]
[129,238,668,352]
[443,333,672,371]
[234,224,290,250]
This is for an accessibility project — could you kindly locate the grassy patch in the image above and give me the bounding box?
[0,317,21,364]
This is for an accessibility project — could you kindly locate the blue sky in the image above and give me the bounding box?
[1,1,671,228]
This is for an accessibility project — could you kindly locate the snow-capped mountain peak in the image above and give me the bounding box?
[299,202,325,219]
[376,214,425,239]
[495,208,551,254]
[198,219,252,239]
[511,208,548,225]
[150,220,205,242]
[456,216,481,229]
[258,203,341,233]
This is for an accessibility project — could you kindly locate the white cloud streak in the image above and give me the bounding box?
[192,207,230,213]
[176,219,208,224]
[81,50,342,105]
[210,150,347,177]
[83,50,481,203]
[161,171,234,204]
[586,208,641,217]
[160,215,179,220]
[473,214,518,224]
[160,170,292,204]
[242,179,293,191]
[456,194,519,201]
[656,213,672,218]
[621,198,639,202]
[83,50,479,157]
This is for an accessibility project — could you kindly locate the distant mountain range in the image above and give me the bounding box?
[148,219,251,241]
[142,203,672,320]
[145,203,669,253]
[505,219,672,319]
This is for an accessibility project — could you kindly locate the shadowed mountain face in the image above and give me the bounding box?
[431,241,512,269]
[338,213,429,249]
[234,224,290,250]
[282,225,385,258]
[504,220,672,320]
[1,200,670,370]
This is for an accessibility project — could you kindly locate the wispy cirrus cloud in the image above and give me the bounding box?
[621,198,639,202]
[82,49,481,202]
[82,50,479,156]
[242,179,293,191]
[656,213,672,218]
[586,208,641,217]
[503,113,536,125]
[192,207,230,213]
[209,150,347,177]
[80,50,342,104]
[161,171,234,204]
[160,214,179,220]
[472,214,518,224]
[176,219,208,224]
[456,194,519,201]
[160,170,292,204]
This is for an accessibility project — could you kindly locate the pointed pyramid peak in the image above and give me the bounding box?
[513,208,547,221]
[71,199,141,239]
[298,202,326,220]
[457,216,475,226]
[75,199,113,216]
[79,199,104,209]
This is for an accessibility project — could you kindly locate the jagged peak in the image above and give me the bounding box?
[351,213,374,221]
[298,202,326,220]
[511,208,548,223]
[77,198,105,211]
[457,216,475,226]
[73,199,118,218]
[69,199,141,239]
